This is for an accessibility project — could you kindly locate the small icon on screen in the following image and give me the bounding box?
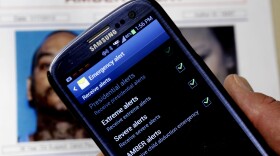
[202,97,212,107]
[188,78,198,89]
[164,46,172,56]
[66,77,72,82]
[77,77,90,90]
[102,49,109,56]
[109,46,113,51]
[176,62,185,73]
[131,29,136,35]
[113,40,120,46]
[122,36,127,43]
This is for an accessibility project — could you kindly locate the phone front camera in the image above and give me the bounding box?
[115,23,120,28]
[128,11,136,19]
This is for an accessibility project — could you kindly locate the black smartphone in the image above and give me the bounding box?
[48,0,274,155]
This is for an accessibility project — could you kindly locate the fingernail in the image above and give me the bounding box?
[233,74,253,92]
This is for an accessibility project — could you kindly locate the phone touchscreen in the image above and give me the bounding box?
[58,12,265,155]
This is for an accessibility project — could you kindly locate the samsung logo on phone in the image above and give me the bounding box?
[89,29,118,52]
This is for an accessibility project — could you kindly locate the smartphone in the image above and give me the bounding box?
[48,0,274,155]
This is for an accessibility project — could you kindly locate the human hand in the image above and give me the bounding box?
[224,74,280,154]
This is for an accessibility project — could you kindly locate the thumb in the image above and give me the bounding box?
[224,74,280,154]
[96,152,104,156]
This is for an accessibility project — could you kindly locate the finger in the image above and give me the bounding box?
[96,152,104,156]
[224,74,280,154]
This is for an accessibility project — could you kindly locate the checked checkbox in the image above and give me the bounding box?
[176,62,185,73]
[188,78,198,89]
[202,97,212,107]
